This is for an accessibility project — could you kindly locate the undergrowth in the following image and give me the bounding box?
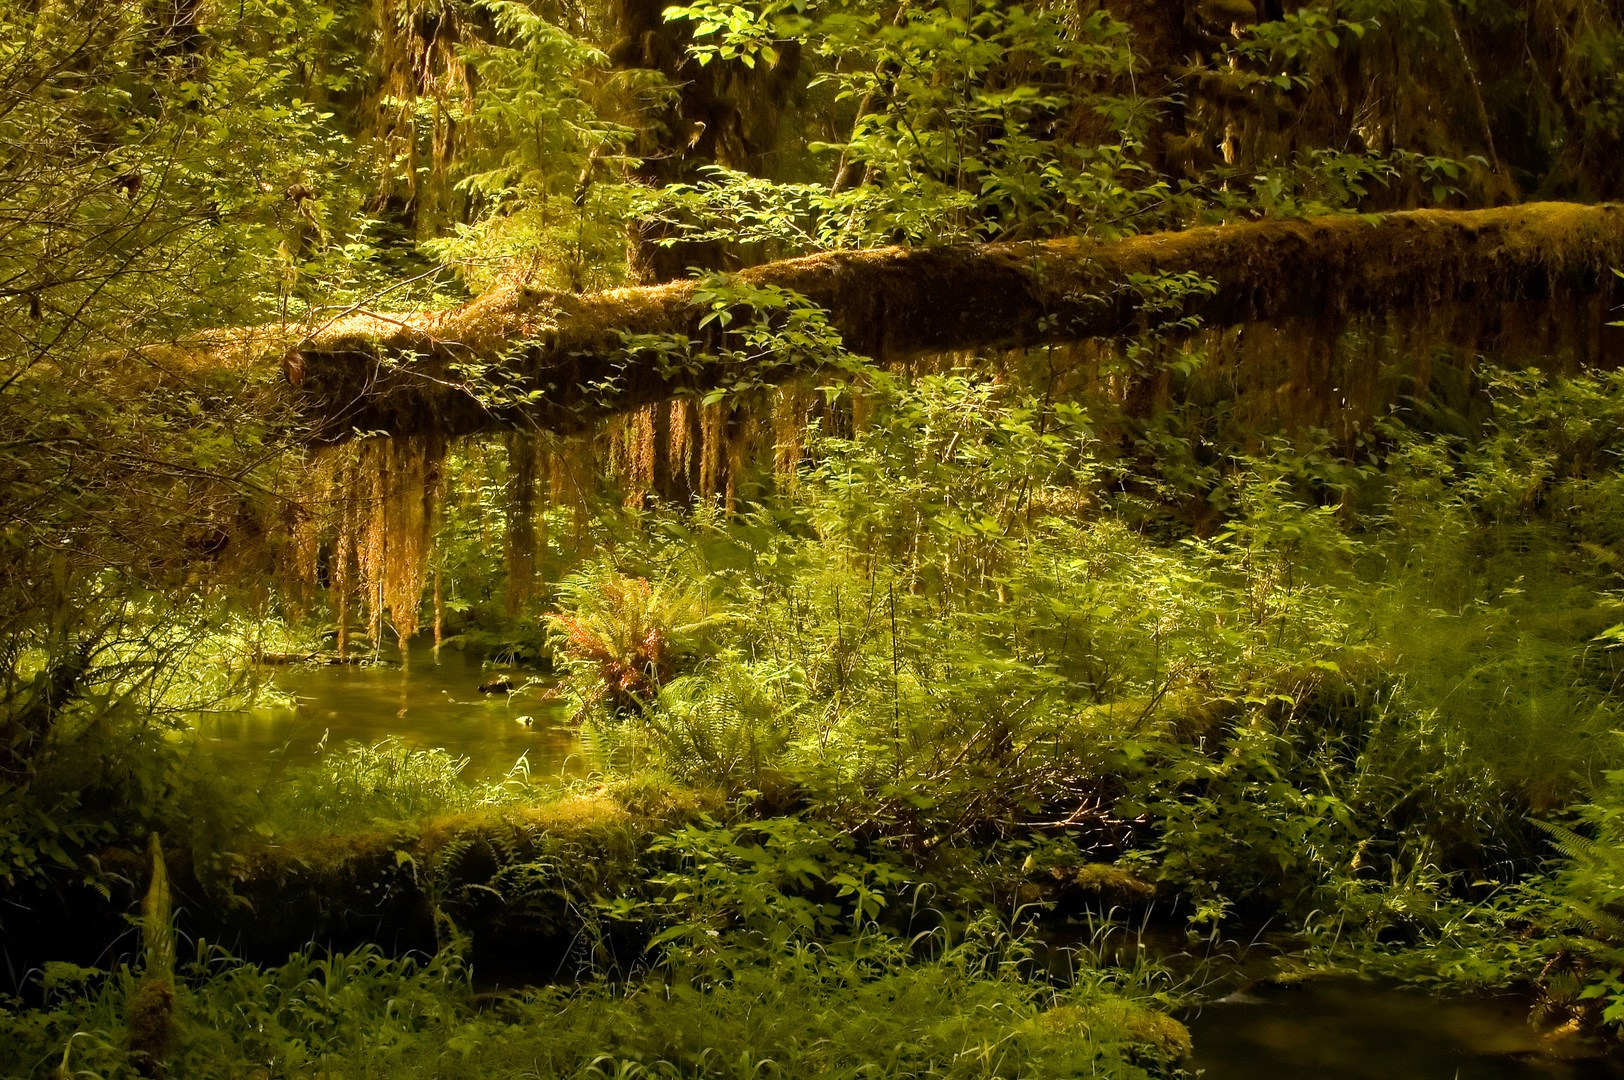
[8,365,1624,1074]
[259,737,534,838]
[0,894,1191,1079]
[536,366,1624,1028]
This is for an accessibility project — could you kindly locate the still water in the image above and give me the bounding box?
[1187,978,1624,1080]
[196,643,580,780]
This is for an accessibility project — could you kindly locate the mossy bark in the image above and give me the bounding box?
[128,833,175,1078]
[269,202,1624,441]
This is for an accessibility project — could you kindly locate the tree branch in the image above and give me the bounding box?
[276,201,1624,440]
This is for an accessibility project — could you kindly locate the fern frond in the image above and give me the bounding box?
[1535,819,1616,870]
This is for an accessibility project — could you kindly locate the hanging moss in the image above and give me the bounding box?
[299,435,447,651]
[366,0,477,235]
[772,381,815,483]
[350,436,442,645]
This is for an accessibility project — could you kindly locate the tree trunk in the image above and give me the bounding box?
[241,202,1624,441]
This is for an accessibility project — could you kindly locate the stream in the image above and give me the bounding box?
[196,642,579,781]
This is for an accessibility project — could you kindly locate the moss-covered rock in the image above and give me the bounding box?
[1026,998,1193,1065]
[125,977,176,1077]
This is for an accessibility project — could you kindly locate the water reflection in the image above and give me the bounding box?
[196,642,579,781]
[1187,978,1624,1079]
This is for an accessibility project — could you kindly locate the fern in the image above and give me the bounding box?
[640,660,806,789]
[1532,764,1624,1025]
[546,569,727,718]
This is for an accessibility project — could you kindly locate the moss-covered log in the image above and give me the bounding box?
[168,784,716,965]
[275,202,1624,440]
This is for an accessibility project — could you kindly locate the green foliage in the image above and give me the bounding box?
[13,354,1624,1054]
[1227,8,1375,91]
[261,738,531,837]
[811,0,1154,242]
[1204,3,1493,214]
[667,0,811,70]
[0,922,1189,1080]
[1121,722,1358,927]
[645,0,1513,258]
[427,0,640,292]
[612,816,915,963]
[548,569,721,719]
[427,809,646,949]
[529,921,1188,1080]
[0,809,1192,1078]
[631,658,808,787]
[800,372,1097,583]
[14,0,1624,1056]
[0,943,478,1078]
[527,367,1624,958]
[0,612,278,888]
[1531,759,1624,1026]
[0,0,413,897]
[610,272,868,425]
[648,0,1173,251]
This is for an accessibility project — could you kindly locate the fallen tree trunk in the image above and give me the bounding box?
[267,201,1624,440]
